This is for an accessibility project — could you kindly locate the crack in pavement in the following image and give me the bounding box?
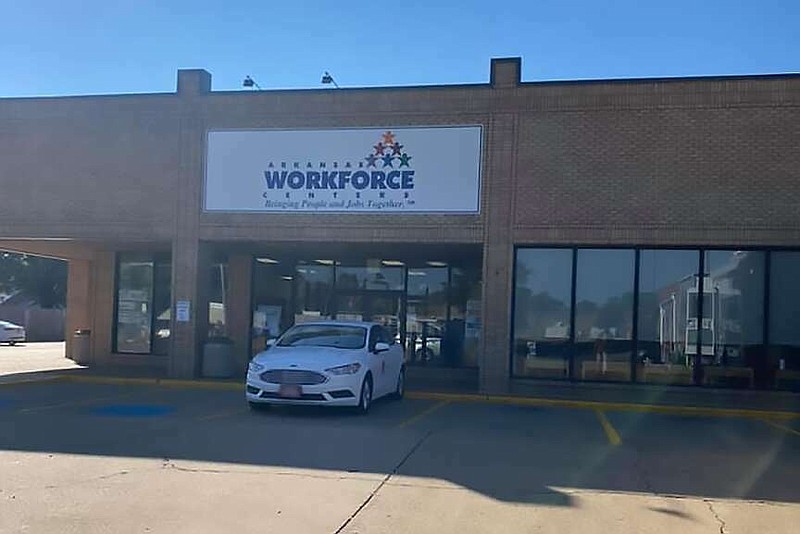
[159,458,373,482]
[333,430,434,534]
[704,499,728,534]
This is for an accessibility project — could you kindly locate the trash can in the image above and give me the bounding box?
[72,329,92,365]
[202,336,235,378]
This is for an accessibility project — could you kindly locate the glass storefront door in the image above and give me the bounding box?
[249,255,481,369]
[335,291,404,342]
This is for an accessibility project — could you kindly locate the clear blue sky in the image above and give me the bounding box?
[2,0,797,97]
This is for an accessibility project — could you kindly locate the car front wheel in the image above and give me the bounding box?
[356,375,373,415]
[393,367,405,400]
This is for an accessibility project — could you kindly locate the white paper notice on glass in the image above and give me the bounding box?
[176,300,191,323]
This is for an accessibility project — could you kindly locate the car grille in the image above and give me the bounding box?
[259,391,326,401]
[260,369,327,385]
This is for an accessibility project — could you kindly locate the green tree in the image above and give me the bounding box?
[0,252,67,308]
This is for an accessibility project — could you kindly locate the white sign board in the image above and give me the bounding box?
[176,300,191,323]
[204,126,482,213]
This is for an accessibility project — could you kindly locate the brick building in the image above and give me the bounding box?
[1,57,799,392]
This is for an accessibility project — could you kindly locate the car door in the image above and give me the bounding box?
[367,326,388,397]
[381,326,403,392]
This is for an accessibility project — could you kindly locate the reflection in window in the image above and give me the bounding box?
[294,265,333,322]
[575,249,634,382]
[406,268,448,366]
[251,261,293,355]
[116,258,154,354]
[115,254,171,355]
[702,251,764,388]
[638,250,699,385]
[152,261,172,355]
[770,252,800,390]
[449,266,482,368]
[208,263,228,338]
[512,249,572,379]
[336,266,404,291]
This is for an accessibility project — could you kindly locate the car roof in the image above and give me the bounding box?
[289,320,378,329]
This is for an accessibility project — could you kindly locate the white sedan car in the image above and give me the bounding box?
[0,320,26,345]
[246,321,405,414]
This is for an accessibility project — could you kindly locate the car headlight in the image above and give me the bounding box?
[325,363,362,375]
[248,361,265,373]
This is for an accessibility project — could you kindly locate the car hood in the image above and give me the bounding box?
[252,346,363,371]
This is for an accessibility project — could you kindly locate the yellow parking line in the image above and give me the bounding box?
[407,391,799,421]
[762,418,800,437]
[595,409,622,446]
[395,400,450,429]
[18,392,136,414]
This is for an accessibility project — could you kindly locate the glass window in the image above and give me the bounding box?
[702,251,765,388]
[295,265,334,322]
[770,251,800,390]
[251,260,293,355]
[637,250,699,385]
[208,263,228,338]
[151,260,172,356]
[336,266,404,291]
[114,254,171,356]
[115,257,154,354]
[406,267,449,366]
[512,249,572,379]
[278,324,366,350]
[448,266,482,368]
[575,249,635,382]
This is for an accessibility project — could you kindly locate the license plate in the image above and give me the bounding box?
[278,385,302,398]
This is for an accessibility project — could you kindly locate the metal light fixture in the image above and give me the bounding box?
[321,71,339,88]
[243,75,263,90]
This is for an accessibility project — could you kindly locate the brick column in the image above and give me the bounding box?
[169,239,210,378]
[65,259,92,361]
[226,254,253,376]
[479,111,518,394]
[168,70,211,378]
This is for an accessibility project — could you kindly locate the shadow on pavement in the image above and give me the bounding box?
[1,378,799,507]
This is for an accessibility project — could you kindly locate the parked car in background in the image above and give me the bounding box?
[246,321,405,414]
[0,320,26,345]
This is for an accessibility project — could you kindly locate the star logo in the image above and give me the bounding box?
[391,143,404,155]
[373,142,386,155]
[381,154,395,168]
[382,131,396,145]
[397,153,412,167]
[365,154,378,167]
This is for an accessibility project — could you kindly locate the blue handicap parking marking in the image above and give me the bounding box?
[90,404,176,418]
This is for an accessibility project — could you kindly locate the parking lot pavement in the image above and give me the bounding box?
[0,342,79,381]
[0,382,798,533]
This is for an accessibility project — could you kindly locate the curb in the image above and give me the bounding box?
[3,373,797,420]
[0,375,66,387]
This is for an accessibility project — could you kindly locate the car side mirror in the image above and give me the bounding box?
[266,338,277,348]
[374,342,390,354]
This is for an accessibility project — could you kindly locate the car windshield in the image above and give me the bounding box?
[277,324,366,349]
